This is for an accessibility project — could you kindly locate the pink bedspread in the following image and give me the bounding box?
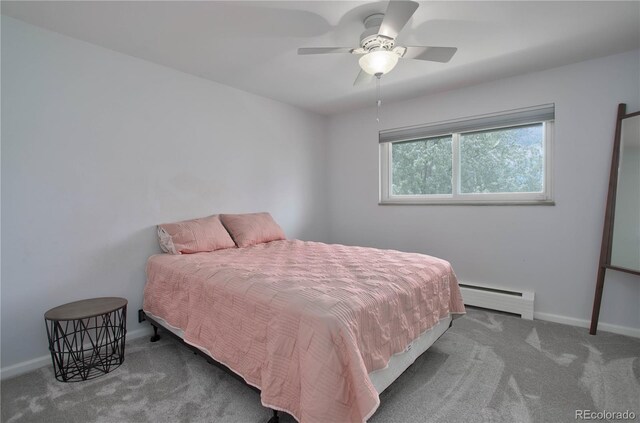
[143,240,465,422]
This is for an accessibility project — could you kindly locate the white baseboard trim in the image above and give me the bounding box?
[0,326,153,381]
[0,355,51,382]
[3,314,637,380]
[534,312,640,339]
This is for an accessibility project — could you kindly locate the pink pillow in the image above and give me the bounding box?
[157,214,235,254]
[219,212,286,248]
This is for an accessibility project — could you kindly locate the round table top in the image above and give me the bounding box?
[44,297,127,321]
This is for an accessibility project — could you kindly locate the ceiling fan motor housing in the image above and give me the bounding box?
[360,13,395,52]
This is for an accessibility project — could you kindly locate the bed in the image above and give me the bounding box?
[143,238,465,423]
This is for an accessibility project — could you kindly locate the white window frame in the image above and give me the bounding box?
[379,110,555,206]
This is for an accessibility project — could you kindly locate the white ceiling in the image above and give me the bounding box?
[2,1,639,115]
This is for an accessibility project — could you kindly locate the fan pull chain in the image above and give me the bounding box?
[376,73,382,123]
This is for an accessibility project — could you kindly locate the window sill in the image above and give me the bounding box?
[378,199,556,206]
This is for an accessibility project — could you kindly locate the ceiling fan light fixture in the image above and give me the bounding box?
[358,50,399,76]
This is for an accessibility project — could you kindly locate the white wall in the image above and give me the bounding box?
[1,17,328,372]
[327,50,640,333]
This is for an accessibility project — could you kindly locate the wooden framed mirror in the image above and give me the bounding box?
[590,103,640,335]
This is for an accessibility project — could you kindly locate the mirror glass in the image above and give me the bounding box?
[610,114,640,271]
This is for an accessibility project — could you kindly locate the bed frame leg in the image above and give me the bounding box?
[266,409,279,423]
[150,324,160,342]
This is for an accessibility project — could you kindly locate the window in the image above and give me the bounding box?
[380,105,554,205]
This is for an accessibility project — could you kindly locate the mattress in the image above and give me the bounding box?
[143,309,452,395]
[143,239,465,423]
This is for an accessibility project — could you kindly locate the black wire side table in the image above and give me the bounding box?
[44,297,127,382]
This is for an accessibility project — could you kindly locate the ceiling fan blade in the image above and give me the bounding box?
[354,70,375,86]
[378,1,419,39]
[401,46,458,63]
[298,47,355,55]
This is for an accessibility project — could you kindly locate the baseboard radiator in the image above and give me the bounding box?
[459,282,534,320]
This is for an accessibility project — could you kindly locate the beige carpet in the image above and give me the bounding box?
[2,308,639,423]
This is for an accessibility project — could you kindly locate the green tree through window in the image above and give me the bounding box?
[390,124,543,197]
[460,124,543,193]
[391,136,452,195]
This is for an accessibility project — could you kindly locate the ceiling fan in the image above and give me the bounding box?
[298,0,457,86]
